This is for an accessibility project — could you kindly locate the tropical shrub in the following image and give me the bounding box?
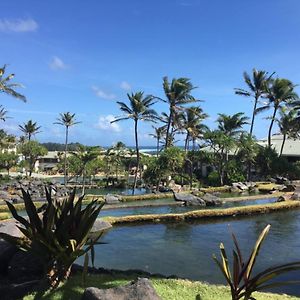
[207,171,220,187]
[0,188,104,289]
[213,224,300,300]
[225,160,245,184]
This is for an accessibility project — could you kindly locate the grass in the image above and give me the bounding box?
[104,200,300,225]
[0,212,10,220]
[257,183,282,192]
[23,273,299,300]
[121,193,174,201]
[200,186,231,193]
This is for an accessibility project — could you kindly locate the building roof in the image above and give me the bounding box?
[200,134,300,158]
[258,134,300,157]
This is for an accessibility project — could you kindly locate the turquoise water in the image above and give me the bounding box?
[91,209,300,296]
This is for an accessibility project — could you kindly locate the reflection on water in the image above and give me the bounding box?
[90,209,300,296]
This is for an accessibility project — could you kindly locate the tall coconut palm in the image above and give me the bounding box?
[54,112,80,185]
[161,77,198,148]
[0,64,26,101]
[181,106,208,151]
[277,110,299,156]
[217,112,249,138]
[0,106,8,122]
[19,120,41,141]
[71,146,99,195]
[235,69,272,136]
[258,78,299,147]
[112,92,158,195]
[149,126,166,157]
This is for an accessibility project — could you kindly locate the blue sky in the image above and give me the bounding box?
[1,0,300,146]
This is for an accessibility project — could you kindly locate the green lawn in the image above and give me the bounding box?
[24,273,300,300]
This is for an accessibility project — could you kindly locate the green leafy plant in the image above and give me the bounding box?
[0,188,104,289]
[213,224,300,300]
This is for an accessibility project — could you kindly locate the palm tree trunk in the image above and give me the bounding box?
[133,119,139,195]
[165,108,173,148]
[156,137,159,157]
[184,133,189,152]
[250,95,259,137]
[64,126,68,185]
[268,107,278,147]
[280,133,287,157]
[82,170,86,195]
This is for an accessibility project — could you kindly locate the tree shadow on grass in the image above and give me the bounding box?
[32,273,137,300]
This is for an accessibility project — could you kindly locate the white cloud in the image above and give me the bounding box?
[49,56,68,70]
[120,81,131,91]
[96,115,121,132]
[0,18,38,33]
[92,86,116,100]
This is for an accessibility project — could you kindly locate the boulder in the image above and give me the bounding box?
[201,193,222,206]
[104,194,120,204]
[232,182,248,191]
[7,250,44,281]
[291,193,300,201]
[281,185,296,192]
[82,278,161,300]
[0,240,18,274]
[89,219,112,241]
[173,192,205,206]
[275,176,290,185]
[277,194,291,202]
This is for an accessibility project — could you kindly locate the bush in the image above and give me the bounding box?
[207,171,220,187]
[0,188,104,289]
[225,160,245,184]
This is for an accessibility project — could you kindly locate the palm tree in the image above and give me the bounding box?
[0,106,8,122]
[19,120,41,141]
[181,106,208,151]
[112,92,158,195]
[217,112,249,172]
[235,69,272,136]
[217,112,249,138]
[277,110,299,156]
[161,77,198,148]
[71,146,98,195]
[258,78,299,147]
[54,112,80,185]
[149,126,166,157]
[0,64,26,101]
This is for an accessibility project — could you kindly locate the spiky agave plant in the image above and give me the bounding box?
[213,224,300,300]
[0,188,104,288]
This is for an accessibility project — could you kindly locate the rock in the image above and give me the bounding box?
[0,279,40,300]
[158,186,171,193]
[291,193,300,201]
[201,193,222,206]
[8,250,44,281]
[0,240,18,275]
[89,219,112,241]
[173,192,205,206]
[0,220,22,238]
[230,186,242,193]
[82,278,161,300]
[232,182,248,191]
[275,176,290,185]
[105,194,121,204]
[281,185,296,192]
[277,194,291,202]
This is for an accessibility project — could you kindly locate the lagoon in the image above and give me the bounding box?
[90,208,300,296]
